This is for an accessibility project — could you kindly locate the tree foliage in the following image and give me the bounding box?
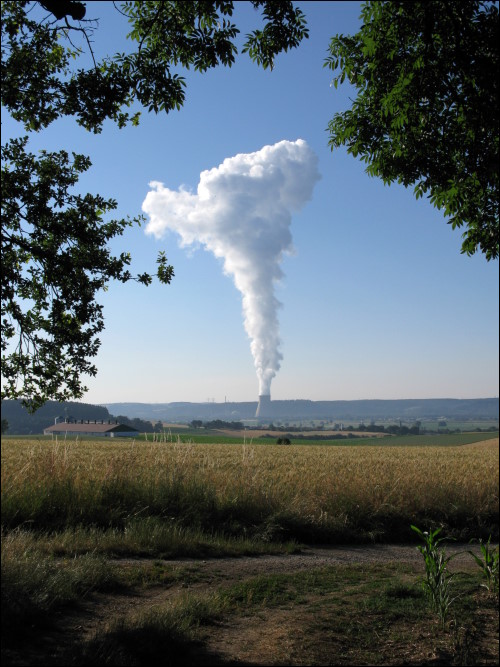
[325,1,499,260]
[1,1,308,411]
[2,0,308,133]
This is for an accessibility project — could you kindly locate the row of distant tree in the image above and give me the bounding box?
[356,423,421,435]
[113,415,165,434]
[190,420,244,430]
[260,433,367,441]
[345,422,497,435]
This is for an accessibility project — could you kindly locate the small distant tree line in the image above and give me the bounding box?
[260,422,423,435]
[113,415,164,433]
[260,432,366,442]
[190,420,244,430]
[356,423,421,435]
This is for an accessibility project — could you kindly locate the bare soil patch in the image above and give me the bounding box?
[116,542,487,575]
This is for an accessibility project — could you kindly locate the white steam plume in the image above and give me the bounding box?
[142,139,320,396]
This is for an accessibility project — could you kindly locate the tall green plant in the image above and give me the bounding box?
[468,535,499,596]
[411,525,461,628]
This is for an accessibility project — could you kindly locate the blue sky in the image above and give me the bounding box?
[3,1,499,404]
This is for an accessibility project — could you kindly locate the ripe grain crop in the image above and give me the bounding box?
[1,438,498,545]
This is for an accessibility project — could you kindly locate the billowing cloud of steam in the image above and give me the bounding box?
[142,139,320,396]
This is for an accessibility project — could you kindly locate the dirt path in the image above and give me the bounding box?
[6,544,497,666]
[69,544,485,639]
[123,542,483,574]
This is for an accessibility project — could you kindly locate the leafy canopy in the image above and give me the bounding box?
[2,0,309,133]
[325,0,499,260]
[1,1,309,411]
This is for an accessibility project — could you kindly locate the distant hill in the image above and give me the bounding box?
[103,398,499,422]
[2,398,497,435]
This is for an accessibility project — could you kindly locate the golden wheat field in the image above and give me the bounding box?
[2,438,498,538]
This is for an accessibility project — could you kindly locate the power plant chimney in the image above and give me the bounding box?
[255,394,271,419]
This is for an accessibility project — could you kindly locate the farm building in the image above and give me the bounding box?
[43,420,138,437]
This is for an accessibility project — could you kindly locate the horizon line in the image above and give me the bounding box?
[93,396,499,405]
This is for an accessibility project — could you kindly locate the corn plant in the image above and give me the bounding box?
[411,524,461,629]
[468,535,499,596]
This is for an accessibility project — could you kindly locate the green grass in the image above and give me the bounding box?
[1,543,121,636]
[1,521,299,560]
[416,420,499,431]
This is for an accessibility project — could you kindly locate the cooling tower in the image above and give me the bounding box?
[255,394,272,419]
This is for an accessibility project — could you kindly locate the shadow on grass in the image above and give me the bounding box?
[2,625,253,667]
[68,627,243,666]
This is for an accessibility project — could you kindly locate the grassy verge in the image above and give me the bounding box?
[0,525,299,643]
[6,563,495,666]
[1,522,299,560]
[1,544,121,638]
